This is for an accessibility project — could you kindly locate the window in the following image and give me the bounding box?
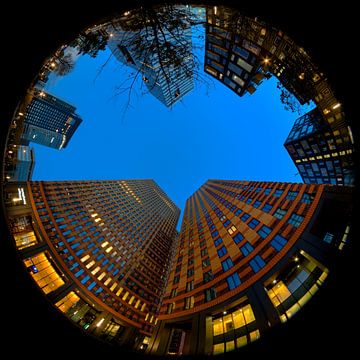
[235,209,242,216]
[248,218,260,229]
[241,213,250,222]
[173,275,180,284]
[204,271,213,283]
[175,264,181,273]
[184,296,195,309]
[214,237,223,247]
[217,246,228,258]
[167,303,175,314]
[205,287,216,302]
[228,226,237,235]
[187,268,194,277]
[233,233,244,244]
[274,208,286,219]
[271,234,287,251]
[274,189,284,197]
[288,213,304,227]
[262,203,272,213]
[211,230,219,238]
[227,273,241,290]
[258,225,272,238]
[301,193,313,204]
[240,242,254,256]
[222,257,234,271]
[249,255,265,273]
[246,198,252,204]
[253,200,261,208]
[188,258,194,266]
[171,288,177,298]
[186,280,194,292]
[202,257,211,268]
[264,188,272,195]
[223,220,231,227]
[286,191,298,201]
[201,248,208,257]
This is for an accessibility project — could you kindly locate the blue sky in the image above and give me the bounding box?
[33,27,314,228]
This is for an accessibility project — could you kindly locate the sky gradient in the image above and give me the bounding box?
[33,28,314,229]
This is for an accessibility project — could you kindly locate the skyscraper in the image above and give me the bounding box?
[148,179,353,356]
[205,6,268,97]
[285,108,355,185]
[5,145,35,182]
[4,179,179,347]
[106,7,195,107]
[21,89,82,149]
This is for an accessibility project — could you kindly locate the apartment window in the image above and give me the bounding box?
[227,273,241,290]
[233,233,244,244]
[286,191,298,201]
[211,230,219,238]
[253,200,261,208]
[300,193,313,204]
[201,248,208,257]
[214,237,223,247]
[173,275,180,284]
[175,264,181,273]
[186,280,194,292]
[217,246,228,258]
[262,203,272,213]
[258,225,272,239]
[188,258,194,266]
[202,257,211,268]
[222,257,234,271]
[241,213,250,222]
[249,255,265,273]
[248,218,260,229]
[274,189,284,197]
[184,296,195,309]
[167,302,175,314]
[235,209,242,216]
[264,188,272,195]
[246,198,252,204]
[205,287,217,302]
[187,268,194,277]
[204,271,213,283]
[274,208,286,220]
[240,242,254,256]
[228,226,237,235]
[270,234,288,251]
[288,213,304,227]
[171,288,177,298]
[223,220,231,227]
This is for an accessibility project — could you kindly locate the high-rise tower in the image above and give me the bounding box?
[21,89,82,149]
[148,179,353,356]
[4,179,179,346]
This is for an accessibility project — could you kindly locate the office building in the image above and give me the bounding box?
[285,108,355,185]
[21,89,82,149]
[147,179,353,356]
[106,8,194,107]
[4,179,179,346]
[5,145,35,182]
[205,6,268,97]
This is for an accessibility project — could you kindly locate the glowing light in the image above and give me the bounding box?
[223,311,227,315]
[332,103,341,110]
[263,58,270,64]
[18,112,24,116]
[294,257,299,262]
[272,279,277,284]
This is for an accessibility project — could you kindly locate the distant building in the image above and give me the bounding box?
[204,6,268,97]
[148,179,353,356]
[284,108,355,185]
[21,89,82,149]
[5,145,35,182]
[106,8,194,107]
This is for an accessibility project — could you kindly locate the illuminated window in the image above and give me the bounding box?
[23,252,65,294]
[55,291,80,313]
[274,208,286,219]
[184,296,194,309]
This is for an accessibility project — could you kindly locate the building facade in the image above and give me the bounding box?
[106,7,195,107]
[284,108,355,185]
[147,179,353,356]
[5,145,35,182]
[205,6,268,97]
[21,89,82,149]
[4,179,179,347]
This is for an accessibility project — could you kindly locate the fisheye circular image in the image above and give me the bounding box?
[1,1,357,358]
